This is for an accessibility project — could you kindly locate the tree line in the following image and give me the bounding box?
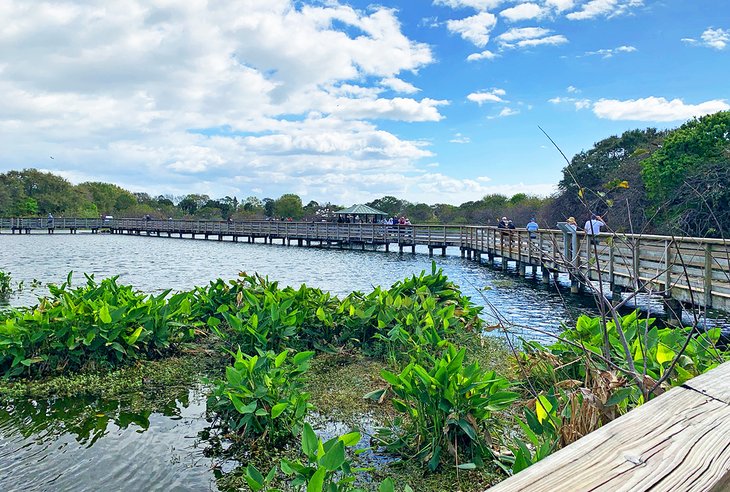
[1,111,727,237]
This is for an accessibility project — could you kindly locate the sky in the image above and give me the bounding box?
[0,0,728,206]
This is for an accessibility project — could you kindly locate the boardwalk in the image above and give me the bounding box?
[2,217,729,313]
[488,361,730,492]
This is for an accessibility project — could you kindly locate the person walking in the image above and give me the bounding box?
[526,217,538,239]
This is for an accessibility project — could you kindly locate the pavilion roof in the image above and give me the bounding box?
[334,204,388,216]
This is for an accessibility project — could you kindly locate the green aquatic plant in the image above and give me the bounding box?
[337,263,483,362]
[197,273,342,353]
[0,270,12,298]
[244,423,414,492]
[369,345,518,471]
[523,311,727,406]
[207,348,314,446]
[0,273,197,378]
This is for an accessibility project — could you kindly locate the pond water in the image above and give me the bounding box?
[0,233,601,336]
[0,233,726,491]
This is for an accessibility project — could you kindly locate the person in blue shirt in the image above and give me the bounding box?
[526,218,538,238]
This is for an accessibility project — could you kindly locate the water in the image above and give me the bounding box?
[0,387,215,492]
[0,233,726,490]
[0,233,598,336]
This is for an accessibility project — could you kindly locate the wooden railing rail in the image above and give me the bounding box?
[487,361,730,492]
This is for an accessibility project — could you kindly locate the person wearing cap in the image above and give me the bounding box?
[497,217,509,229]
[565,217,578,232]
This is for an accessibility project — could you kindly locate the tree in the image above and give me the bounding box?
[274,194,304,220]
[263,198,275,218]
[552,128,665,232]
[367,196,407,217]
[642,111,730,236]
[178,194,210,215]
[77,182,136,215]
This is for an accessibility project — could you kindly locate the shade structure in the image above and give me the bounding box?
[334,204,388,217]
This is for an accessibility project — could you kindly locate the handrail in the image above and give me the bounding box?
[487,361,730,491]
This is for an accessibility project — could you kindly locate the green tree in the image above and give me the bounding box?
[642,111,730,236]
[274,193,304,219]
[77,182,136,216]
[367,195,408,217]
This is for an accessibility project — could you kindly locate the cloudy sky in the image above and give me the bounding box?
[1,1,727,205]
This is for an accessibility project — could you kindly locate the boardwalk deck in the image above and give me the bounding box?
[2,217,729,312]
[487,361,730,492]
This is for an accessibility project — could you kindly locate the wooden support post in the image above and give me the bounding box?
[385,243,389,252]
[411,245,415,254]
[399,244,403,253]
[664,298,683,326]
[704,244,713,308]
[542,267,550,284]
[461,248,465,258]
[570,276,580,294]
[519,263,526,277]
[502,258,508,271]
[428,246,434,257]
[612,285,623,306]
[441,247,446,257]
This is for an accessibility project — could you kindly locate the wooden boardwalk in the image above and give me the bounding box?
[2,217,729,313]
[488,361,730,491]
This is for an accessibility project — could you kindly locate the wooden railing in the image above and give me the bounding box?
[2,217,728,311]
[488,361,730,491]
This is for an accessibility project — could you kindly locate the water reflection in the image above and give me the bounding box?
[0,387,216,491]
[0,397,152,446]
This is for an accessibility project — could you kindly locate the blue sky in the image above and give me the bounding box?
[0,0,728,205]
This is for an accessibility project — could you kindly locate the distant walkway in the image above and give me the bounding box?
[2,217,729,314]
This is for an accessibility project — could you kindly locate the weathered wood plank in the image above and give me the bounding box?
[488,362,730,492]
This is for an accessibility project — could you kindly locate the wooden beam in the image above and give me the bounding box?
[488,362,730,492]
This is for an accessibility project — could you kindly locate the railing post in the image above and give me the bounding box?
[704,244,713,308]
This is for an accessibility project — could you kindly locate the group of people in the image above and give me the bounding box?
[495,214,607,237]
[565,215,607,236]
[384,216,412,225]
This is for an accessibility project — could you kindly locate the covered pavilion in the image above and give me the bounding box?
[334,204,388,223]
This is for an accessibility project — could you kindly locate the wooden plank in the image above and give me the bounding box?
[488,362,730,492]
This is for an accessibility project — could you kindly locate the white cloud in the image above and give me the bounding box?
[548,96,592,110]
[567,0,643,21]
[592,97,730,121]
[450,133,471,143]
[380,77,421,94]
[497,107,519,117]
[466,49,498,61]
[584,45,637,57]
[446,12,498,47]
[685,28,730,50]
[0,1,459,204]
[567,85,579,93]
[488,107,519,119]
[433,0,505,10]
[545,0,575,12]
[467,88,507,105]
[497,27,551,42]
[500,3,545,22]
[497,27,567,48]
[702,28,729,49]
